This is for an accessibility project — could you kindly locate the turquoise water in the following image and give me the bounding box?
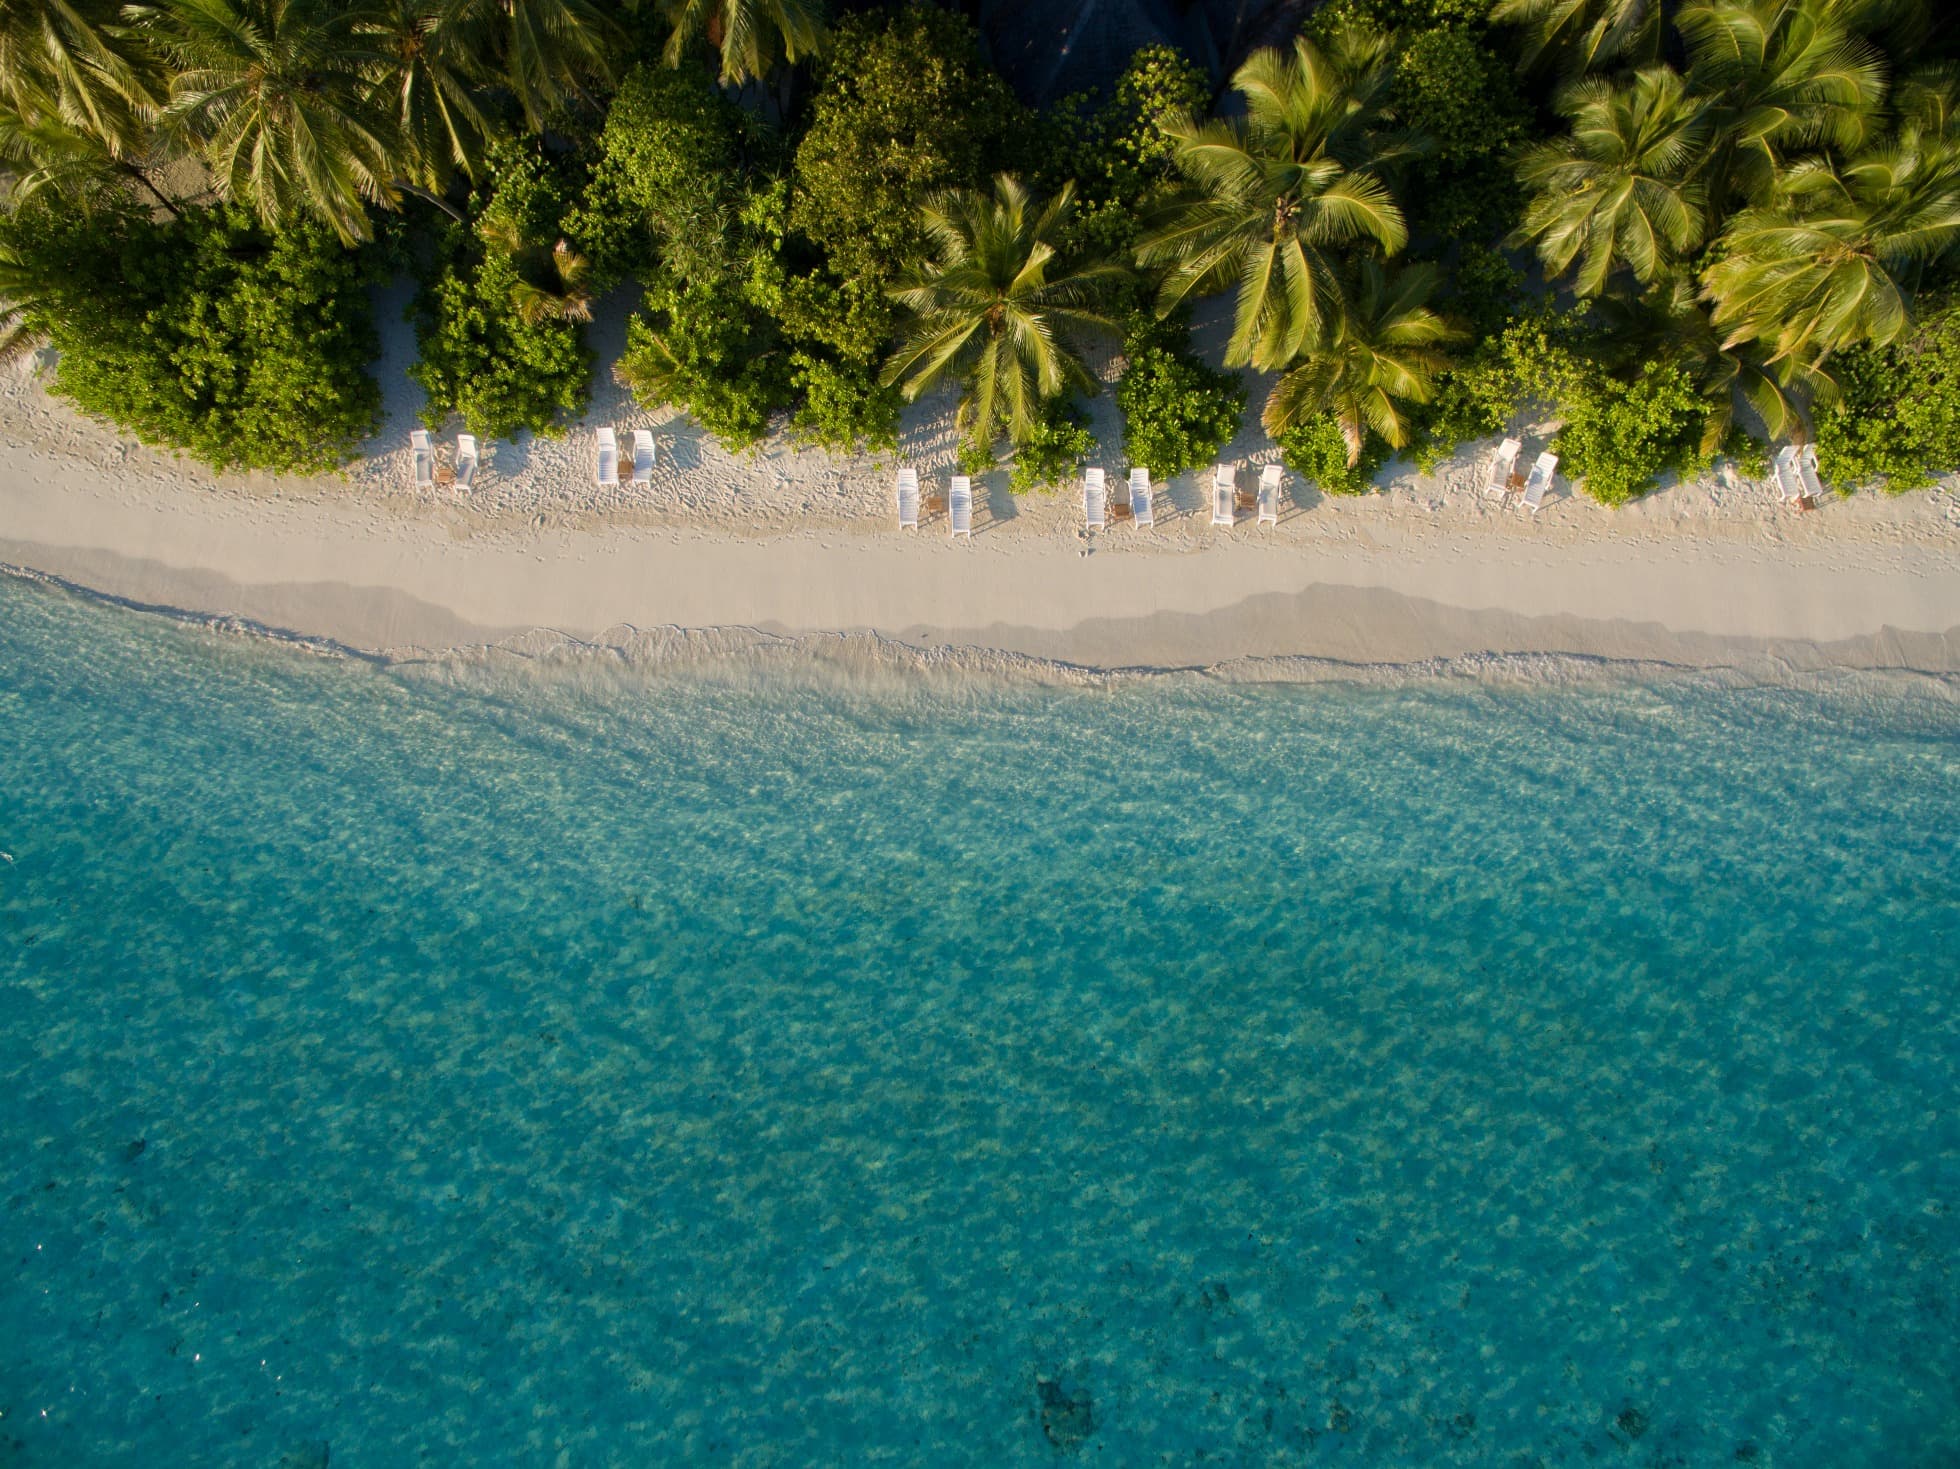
[2,577,1957,1467]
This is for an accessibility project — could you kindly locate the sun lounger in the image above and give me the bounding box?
[1130,468,1153,528]
[949,476,973,538]
[1772,444,1802,502]
[632,429,655,485]
[411,429,433,489]
[1212,466,1235,526]
[454,433,477,489]
[1084,468,1107,530]
[1258,464,1281,525]
[896,467,919,529]
[1798,444,1826,501]
[1486,437,1521,499]
[596,426,619,487]
[1520,451,1557,513]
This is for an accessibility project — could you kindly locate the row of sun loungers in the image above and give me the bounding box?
[1771,442,1825,510]
[1484,436,1559,513]
[901,463,1286,533]
[411,427,658,488]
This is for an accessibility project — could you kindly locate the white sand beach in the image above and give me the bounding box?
[4,290,1958,673]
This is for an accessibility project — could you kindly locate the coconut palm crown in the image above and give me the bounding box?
[659,0,826,87]
[1514,66,1713,296]
[1262,259,1462,463]
[881,174,1127,452]
[1135,26,1416,373]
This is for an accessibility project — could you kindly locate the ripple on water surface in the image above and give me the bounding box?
[1,577,1957,1466]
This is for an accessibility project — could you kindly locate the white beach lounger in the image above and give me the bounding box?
[596,426,619,487]
[1083,468,1107,530]
[1258,464,1281,525]
[1520,451,1557,513]
[1486,437,1521,499]
[632,429,655,485]
[411,429,433,489]
[1772,444,1803,502]
[1798,443,1826,501]
[1130,468,1153,528]
[949,476,973,538]
[453,433,477,489]
[1212,466,1235,526]
[896,467,920,529]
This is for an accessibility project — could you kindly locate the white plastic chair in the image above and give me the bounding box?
[949,476,973,538]
[896,467,919,529]
[1520,451,1557,513]
[596,426,619,487]
[1257,464,1281,526]
[453,433,477,489]
[1486,437,1521,499]
[1083,468,1107,530]
[411,429,433,489]
[1211,465,1235,526]
[1772,444,1803,502]
[632,429,655,485]
[1130,468,1153,528]
[1797,443,1826,501]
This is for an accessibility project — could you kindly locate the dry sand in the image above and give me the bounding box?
[3,286,1958,675]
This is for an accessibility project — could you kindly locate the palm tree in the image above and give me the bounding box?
[1136,26,1414,372]
[134,0,402,244]
[1514,67,1713,296]
[1489,0,1667,78]
[1702,97,1960,370]
[1261,260,1461,462]
[452,0,613,132]
[0,0,157,159]
[1680,0,1887,212]
[881,174,1126,451]
[659,0,825,87]
[354,0,498,189]
[480,215,594,323]
[0,101,179,214]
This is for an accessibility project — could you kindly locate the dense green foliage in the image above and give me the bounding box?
[1008,399,1096,494]
[1278,413,1391,495]
[1114,316,1247,478]
[0,200,379,471]
[411,144,591,439]
[1814,300,1960,492]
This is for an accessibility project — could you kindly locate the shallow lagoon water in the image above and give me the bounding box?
[1,577,1957,1466]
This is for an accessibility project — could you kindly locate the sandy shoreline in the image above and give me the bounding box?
[4,309,1959,675]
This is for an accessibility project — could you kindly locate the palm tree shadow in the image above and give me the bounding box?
[359,274,430,456]
[981,474,1017,528]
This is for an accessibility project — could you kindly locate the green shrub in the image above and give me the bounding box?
[1115,317,1246,477]
[1814,301,1960,492]
[1042,44,1208,255]
[412,144,591,439]
[1278,414,1391,494]
[789,352,900,455]
[1008,398,1095,493]
[1558,361,1710,506]
[0,200,380,473]
[617,274,789,450]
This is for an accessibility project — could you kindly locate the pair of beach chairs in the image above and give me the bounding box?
[1484,437,1559,513]
[411,429,478,490]
[1771,443,1825,510]
[895,469,974,537]
[595,427,656,487]
[1078,465,1283,530]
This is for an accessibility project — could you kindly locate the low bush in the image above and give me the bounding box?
[1115,316,1245,478]
[1557,361,1709,506]
[1814,300,1960,492]
[1008,399,1095,493]
[616,274,789,451]
[789,353,901,456]
[0,201,381,473]
[1278,413,1391,494]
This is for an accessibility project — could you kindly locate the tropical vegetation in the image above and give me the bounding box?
[0,0,1954,499]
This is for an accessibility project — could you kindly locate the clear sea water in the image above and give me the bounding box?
[2,574,1957,1468]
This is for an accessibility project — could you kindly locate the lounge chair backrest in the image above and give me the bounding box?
[454,433,477,489]
[1486,437,1521,497]
[632,429,655,484]
[1084,468,1107,528]
[1797,443,1825,499]
[1212,466,1234,525]
[1521,451,1556,512]
[411,429,433,488]
[896,467,920,528]
[1258,464,1280,524]
[596,426,619,486]
[1130,468,1153,527]
[1772,444,1802,501]
[949,475,973,538]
